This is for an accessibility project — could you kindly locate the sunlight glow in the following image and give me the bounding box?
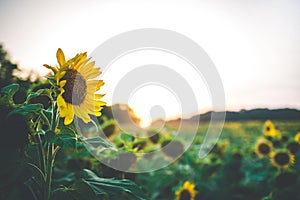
[1,0,300,123]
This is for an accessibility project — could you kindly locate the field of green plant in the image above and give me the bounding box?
[133,120,300,200]
[1,46,300,200]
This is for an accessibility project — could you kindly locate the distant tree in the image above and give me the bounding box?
[0,43,41,103]
[0,43,18,88]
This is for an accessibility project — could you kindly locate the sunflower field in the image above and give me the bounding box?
[1,46,300,200]
[134,120,300,200]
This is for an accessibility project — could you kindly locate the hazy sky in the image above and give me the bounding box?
[0,0,300,125]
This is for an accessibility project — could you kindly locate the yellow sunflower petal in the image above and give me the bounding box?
[56,71,66,84]
[83,68,102,80]
[70,53,86,69]
[175,181,197,200]
[85,97,106,109]
[295,132,300,143]
[87,80,104,91]
[56,48,66,67]
[78,61,95,74]
[175,191,180,195]
[59,80,67,87]
[57,94,67,117]
[74,105,91,123]
[74,58,92,71]
[183,181,192,188]
[95,100,106,107]
[73,53,88,70]
[82,99,104,114]
[64,104,74,125]
[93,111,102,117]
[95,94,105,99]
[43,64,58,73]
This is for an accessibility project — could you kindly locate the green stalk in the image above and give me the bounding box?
[31,116,46,182]
[45,144,53,200]
[44,144,60,200]
[44,101,58,200]
[37,132,46,175]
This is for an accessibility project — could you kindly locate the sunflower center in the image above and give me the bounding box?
[281,135,289,142]
[61,69,87,105]
[179,189,192,200]
[273,140,281,148]
[287,142,299,154]
[258,143,270,155]
[274,152,290,166]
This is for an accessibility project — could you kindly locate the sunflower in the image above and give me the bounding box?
[175,181,197,200]
[270,151,295,170]
[263,120,281,138]
[44,48,105,125]
[161,140,184,158]
[294,132,300,143]
[287,141,300,155]
[255,139,272,158]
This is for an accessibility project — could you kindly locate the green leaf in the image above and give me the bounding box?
[10,104,43,115]
[51,184,99,200]
[79,136,116,149]
[0,83,19,96]
[44,127,77,148]
[26,89,51,103]
[120,132,135,142]
[76,169,148,200]
[52,169,148,200]
[57,127,77,149]
[59,127,76,136]
[42,109,52,123]
[45,130,58,143]
[0,83,19,105]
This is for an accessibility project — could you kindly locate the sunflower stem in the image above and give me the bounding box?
[45,143,53,200]
[37,132,46,174]
[50,102,57,131]
[31,117,46,186]
[40,110,51,129]
[44,102,59,200]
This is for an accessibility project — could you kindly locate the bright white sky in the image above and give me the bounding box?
[0,0,300,126]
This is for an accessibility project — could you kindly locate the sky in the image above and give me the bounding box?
[0,0,300,126]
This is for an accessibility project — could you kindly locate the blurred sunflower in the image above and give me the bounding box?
[147,130,160,144]
[272,140,282,148]
[270,151,295,170]
[286,141,299,155]
[263,120,281,137]
[161,140,184,158]
[44,49,106,125]
[255,139,272,158]
[294,132,300,143]
[175,181,197,200]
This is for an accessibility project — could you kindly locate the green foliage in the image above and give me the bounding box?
[120,132,135,143]
[0,83,20,105]
[135,121,300,200]
[10,103,44,115]
[0,81,149,200]
[1,43,299,200]
[52,169,147,200]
